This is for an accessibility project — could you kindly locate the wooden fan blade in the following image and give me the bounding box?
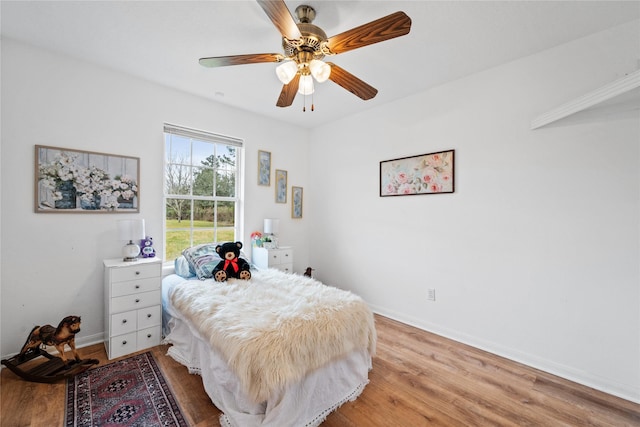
[325,11,411,55]
[199,53,283,68]
[276,73,301,107]
[327,63,378,100]
[256,0,302,41]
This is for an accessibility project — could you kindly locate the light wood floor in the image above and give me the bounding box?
[2,314,639,426]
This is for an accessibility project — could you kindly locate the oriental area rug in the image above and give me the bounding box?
[65,351,188,427]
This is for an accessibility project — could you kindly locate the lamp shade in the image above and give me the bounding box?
[297,74,314,95]
[263,218,279,235]
[309,59,331,83]
[118,219,145,242]
[118,219,145,262]
[276,61,298,84]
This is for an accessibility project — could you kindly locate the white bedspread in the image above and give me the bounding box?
[165,316,372,427]
[168,269,376,403]
[162,270,376,427]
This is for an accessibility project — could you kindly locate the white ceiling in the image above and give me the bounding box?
[2,1,639,129]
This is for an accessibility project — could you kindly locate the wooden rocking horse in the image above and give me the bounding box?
[1,315,99,383]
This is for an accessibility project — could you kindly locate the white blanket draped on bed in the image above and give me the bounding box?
[169,268,377,403]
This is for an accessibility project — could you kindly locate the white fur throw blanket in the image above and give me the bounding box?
[170,269,376,403]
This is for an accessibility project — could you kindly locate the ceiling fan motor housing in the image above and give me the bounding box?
[282,5,327,63]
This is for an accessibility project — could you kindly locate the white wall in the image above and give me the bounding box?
[308,20,640,402]
[0,39,310,357]
[2,19,638,404]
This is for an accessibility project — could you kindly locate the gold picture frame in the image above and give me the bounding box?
[275,169,287,203]
[292,186,303,218]
[258,150,271,186]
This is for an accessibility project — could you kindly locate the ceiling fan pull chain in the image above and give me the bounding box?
[303,93,306,112]
[311,92,315,112]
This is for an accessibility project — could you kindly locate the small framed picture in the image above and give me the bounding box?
[275,169,287,203]
[291,186,303,218]
[258,150,271,186]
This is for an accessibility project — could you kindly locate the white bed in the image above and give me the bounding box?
[161,267,376,427]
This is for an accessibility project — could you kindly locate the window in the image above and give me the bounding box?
[163,123,243,261]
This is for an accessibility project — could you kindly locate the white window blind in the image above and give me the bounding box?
[163,123,243,148]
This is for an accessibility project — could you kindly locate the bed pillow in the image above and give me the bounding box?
[174,255,196,279]
[182,243,222,280]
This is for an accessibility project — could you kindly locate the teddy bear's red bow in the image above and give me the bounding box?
[224,258,239,272]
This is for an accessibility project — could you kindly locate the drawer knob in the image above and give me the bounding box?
[147,314,152,318]
[135,271,140,275]
[122,319,127,324]
[135,299,140,303]
[135,285,140,289]
[147,334,152,338]
[122,340,127,345]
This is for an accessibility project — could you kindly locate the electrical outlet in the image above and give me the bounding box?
[427,288,436,301]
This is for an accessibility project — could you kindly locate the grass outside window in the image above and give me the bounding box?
[166,220,235,261]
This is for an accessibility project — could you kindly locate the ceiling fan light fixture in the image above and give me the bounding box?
[298,74,314,95]
[276,61,298,84]
[309,59,331,83]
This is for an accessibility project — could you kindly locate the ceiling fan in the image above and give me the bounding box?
[199,0,412,111]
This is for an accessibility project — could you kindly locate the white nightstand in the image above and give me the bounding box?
[253,246,293,273]
[103,257,163,359]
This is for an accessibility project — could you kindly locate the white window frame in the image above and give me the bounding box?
[163,123,244,261]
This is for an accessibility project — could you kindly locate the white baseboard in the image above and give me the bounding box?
[74,332,105,350]
[369,304,640,404]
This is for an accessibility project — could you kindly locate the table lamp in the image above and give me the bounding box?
[263,218,279,248]
[118,219,145,262]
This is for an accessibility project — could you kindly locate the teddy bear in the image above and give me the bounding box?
[139,236,156,258]
[212,241,252,282]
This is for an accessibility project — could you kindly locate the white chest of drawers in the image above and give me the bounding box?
[252,246,293,273]
[104,257,162,359]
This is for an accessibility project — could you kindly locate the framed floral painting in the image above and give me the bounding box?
[258,150,271,186]
[35,145,140,213]
[291,186,303,219]
[275,169,287,203]
[380,150,454,197]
